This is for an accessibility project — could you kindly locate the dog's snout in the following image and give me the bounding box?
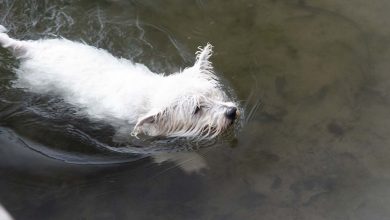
[225,107,237,120]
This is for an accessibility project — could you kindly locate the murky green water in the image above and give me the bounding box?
[1,0,390,219]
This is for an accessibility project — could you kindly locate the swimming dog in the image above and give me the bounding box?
[0,25,239,140]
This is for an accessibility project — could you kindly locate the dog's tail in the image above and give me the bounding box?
[0,25,27,57]
[0,25,7,33]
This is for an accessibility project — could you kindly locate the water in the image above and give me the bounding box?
[1,0,390,219]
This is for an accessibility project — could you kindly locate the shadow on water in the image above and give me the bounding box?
[1,0,390,220]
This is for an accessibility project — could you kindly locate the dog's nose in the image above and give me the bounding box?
[225,107,238,120]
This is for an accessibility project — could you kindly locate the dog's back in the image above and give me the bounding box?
[0,25,159,122]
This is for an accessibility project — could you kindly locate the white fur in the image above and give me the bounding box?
[0,25,238,140]
[0,204,13,220]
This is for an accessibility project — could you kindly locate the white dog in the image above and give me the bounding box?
[0,25,239,140]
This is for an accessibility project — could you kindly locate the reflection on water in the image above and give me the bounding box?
[2,0,390,219]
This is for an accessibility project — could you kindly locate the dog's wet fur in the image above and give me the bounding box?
[0,25,239,140]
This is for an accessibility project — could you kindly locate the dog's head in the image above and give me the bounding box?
[132,44,239,140]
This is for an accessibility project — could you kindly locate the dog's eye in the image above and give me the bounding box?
[194,106,201,114]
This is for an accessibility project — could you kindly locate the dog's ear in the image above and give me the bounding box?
[131,111,159,137]
[135,112,156,127]
[194,43,213,73]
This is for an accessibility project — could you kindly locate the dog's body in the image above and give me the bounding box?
[0,25,239,139]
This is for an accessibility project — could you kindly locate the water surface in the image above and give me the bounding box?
[1,0,390,219]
